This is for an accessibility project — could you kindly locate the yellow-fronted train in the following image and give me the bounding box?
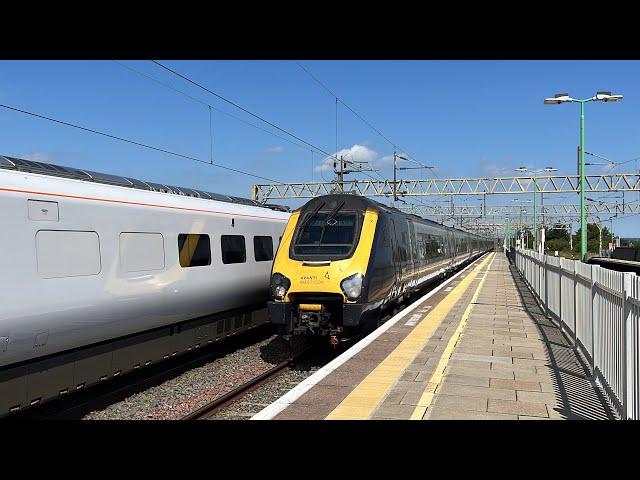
[268,193,494,345]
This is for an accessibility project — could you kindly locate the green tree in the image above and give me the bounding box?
[546,227,569,242]
[545,227,570,253]
[572,223,613,255]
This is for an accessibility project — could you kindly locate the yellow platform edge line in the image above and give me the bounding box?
[410,252,497,420]
[325,253,494,420]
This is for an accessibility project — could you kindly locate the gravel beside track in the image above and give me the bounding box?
[83,334,300,420]
[204,350,331,419]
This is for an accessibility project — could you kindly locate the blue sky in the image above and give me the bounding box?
[1,60,639,237]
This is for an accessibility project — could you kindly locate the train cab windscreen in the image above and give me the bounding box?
[291,208,362,260]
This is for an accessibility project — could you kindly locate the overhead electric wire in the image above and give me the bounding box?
[114,60,314,154]
[151,60,341,162]
[294,60,439,179]
[0,103,282,184]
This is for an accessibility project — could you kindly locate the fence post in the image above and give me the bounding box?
[590,264,597,377]
[536,253,540,299]
[572,260,580,348]
[543,254,549,319]
[624,272,632,420]
[558,260,563,333]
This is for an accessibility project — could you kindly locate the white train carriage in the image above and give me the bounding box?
[0,156,290,415]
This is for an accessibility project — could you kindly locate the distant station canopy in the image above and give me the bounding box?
[0,155,290,212]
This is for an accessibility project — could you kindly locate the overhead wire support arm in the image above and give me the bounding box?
[251,173,640,202]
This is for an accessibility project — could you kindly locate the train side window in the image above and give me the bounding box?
[36,230,101,278]
[221,235,246,264]
[120,232,165,272]
[178,234,211,268]
[254,236,273,262]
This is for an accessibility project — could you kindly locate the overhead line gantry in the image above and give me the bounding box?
[252,173,640,202]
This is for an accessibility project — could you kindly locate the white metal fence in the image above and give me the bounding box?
[513,247,640,419]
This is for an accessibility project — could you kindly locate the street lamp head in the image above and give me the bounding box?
[544,93,572,105]
[515,166,528,172]
[544,166,557,172]
[595,91,623,102]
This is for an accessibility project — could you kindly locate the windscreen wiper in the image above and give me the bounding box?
[318,200,345,243]
[297,201,325,236]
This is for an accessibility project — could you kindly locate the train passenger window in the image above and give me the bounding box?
[178,234,211,268]
[253,236,274,262]
[120,232,165,272]
[36,230,101,278]
[221,235,246,264]
[424,234,443,259]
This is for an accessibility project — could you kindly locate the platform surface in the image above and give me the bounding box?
[255,252,616,420]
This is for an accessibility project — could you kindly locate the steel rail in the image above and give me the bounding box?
[181,356,299,420]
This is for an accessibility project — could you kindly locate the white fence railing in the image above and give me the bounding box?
[513,248,640,419]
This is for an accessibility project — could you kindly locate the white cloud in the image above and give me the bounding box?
[266,146,284,154]
[21,152,53,163]
[480,155,513,176]
[314,144,378,173]
[373,153,411,169]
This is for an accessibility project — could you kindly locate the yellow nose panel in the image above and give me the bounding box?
[272,209,379,302]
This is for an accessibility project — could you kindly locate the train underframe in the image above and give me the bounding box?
[0,303,269,417]
[268,296,367,346]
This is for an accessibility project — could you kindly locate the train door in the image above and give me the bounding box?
[367,214,396,305]
[406,220,416,286]
[443,230,452,268]
[391,215,409,296]
[389,215,401,299]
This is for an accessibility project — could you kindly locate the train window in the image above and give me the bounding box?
[36,230,101,278]
[178,234,211,268]
[120,233,165,272]
[292,211,360,259]
[426,234,444,259]
[254,236,273,262]
[221,235,246,264]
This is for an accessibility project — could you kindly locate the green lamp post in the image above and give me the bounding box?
[544,91,623,261]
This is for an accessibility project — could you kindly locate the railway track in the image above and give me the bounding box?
[181,356,297,420]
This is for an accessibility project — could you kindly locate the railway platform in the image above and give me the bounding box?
[253,252,616,420]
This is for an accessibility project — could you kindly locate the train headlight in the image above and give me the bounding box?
[271,273,291,300]
[340,273,363,301]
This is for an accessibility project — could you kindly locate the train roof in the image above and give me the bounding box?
[0,155,290,213]
[295,193,491,240]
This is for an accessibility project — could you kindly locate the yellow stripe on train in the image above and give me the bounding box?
[298,304,323,312]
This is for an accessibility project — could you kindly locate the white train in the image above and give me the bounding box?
[0,156,290,415]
